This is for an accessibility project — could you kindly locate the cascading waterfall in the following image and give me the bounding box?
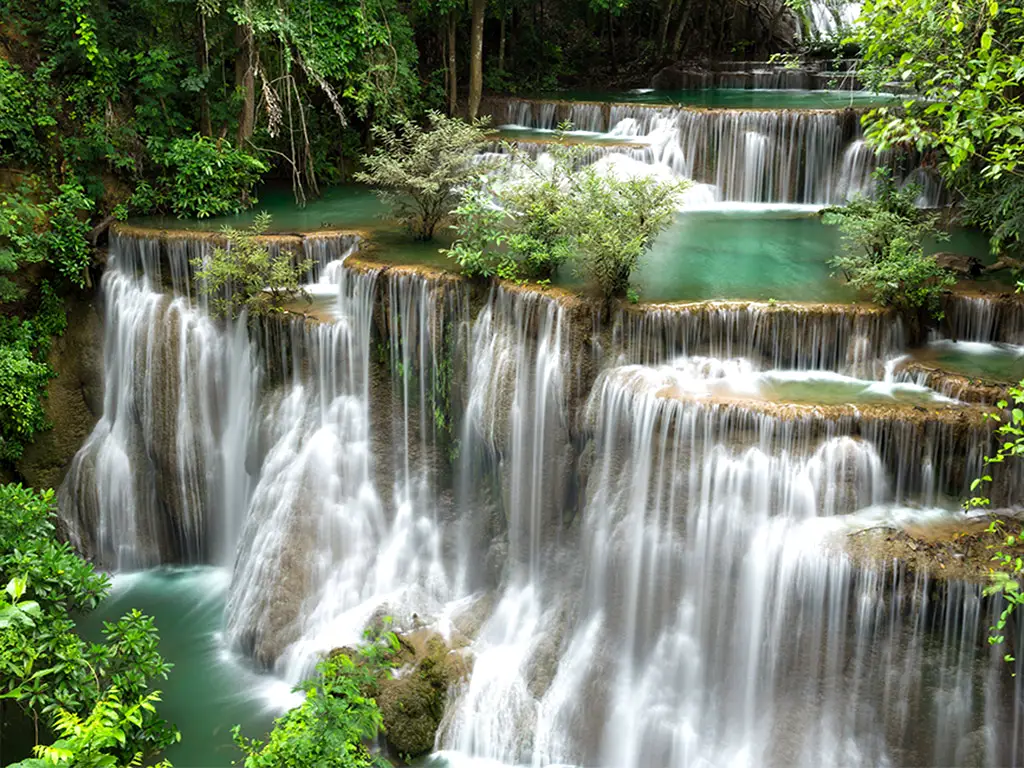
[62,224,1023,766]
[612,302,906,375]
[60,234,258,569]
[440,361,1022,768]
[458,286,570,580]
[495,98,943,205]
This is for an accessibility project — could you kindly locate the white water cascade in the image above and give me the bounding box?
[60,229,1023,767]
[494,98,944,206]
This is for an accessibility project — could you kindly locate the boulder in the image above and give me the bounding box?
[376,630,469,758]
[934,252,983,278]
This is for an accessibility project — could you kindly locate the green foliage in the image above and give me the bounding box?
[44,183,94,287]
[824,169,955,316]
[855,0,1024,259]
[0,60,57,167]
[0,338,53,463]
[356,112,492,240]
[448,136,684,296]
[451,136,578,280]
[0,484,178,763]
[0,276,69,463]
[563,166,682,299]
[233,654,389,768]
[13,689,174,768]
[966,378,1024,663]
[157,136,268,219]
[0,190,48,303]
[192,213,313,318]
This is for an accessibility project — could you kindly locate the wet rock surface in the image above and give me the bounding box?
[17,292,104,491]
[845,512,1024,583]
[375,630,469,758]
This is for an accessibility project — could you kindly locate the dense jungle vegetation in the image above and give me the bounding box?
[3,0,1024,764]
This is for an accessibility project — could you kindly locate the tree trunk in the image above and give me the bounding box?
[196,12,212,135]
[608,11,618,73]
[447,11,458,115]
[671,0,695,57]
[235,24,256,148]
[468,0,486,119]
[657,0,678,58]
[498,4,506,71]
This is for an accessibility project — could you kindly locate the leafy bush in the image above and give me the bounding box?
[234,620,402,767]
[192,213,313,318]
[44,182,94,287]
[563,167,683,299]
[448,140,578,280]
[1,180,94,295]
[158,136,268,219]
[449,141,683,298]
[0,191,48,303]
[824,170,955,317]
[0,282,69,463]
[356,111,491,240]
[965,376,1024,663]
[233,654,390,768]
[0,484,178,765]
[0,339,53,463]
[0,60,55,167]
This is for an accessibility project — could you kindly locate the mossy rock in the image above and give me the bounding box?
[376,632,466,758]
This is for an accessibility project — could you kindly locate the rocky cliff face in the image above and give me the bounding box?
[17,291,104,492]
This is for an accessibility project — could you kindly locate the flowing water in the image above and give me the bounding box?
[492,97,940,205]
[56,87,1024,768]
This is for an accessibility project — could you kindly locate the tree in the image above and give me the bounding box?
[192,213,313,318]
[448,137,685,297]
[447,139,581,280]
[0,484,178,765]
[355,111,492,240]
[158,136,269,219]
[563,165,682,299]
[468,0,487,119]
[855,0,1024,260]
[823,169,955,317]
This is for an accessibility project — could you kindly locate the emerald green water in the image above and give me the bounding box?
[135,185,388,232]
[74,568,284,768]
[533,88,903,110]
[132,187,999,304]
[751,371,951,406]
[562,207,994,303]
[913,340,1024,383]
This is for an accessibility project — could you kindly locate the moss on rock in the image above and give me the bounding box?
[376,630,467,759]
[16,293,103,490]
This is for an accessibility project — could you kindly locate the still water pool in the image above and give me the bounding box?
[75,568,290,768]
[133,187,997,304]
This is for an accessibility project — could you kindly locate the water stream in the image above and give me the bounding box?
[57,91,1024,768]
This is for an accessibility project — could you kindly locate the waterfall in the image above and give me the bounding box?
[945,294,1024,344]
[63,227,1024,767]
[440,361,1022,767]
[458,286,570,582]
[612,302,906,375]
[60,234,258,569]
[493,98,944,205]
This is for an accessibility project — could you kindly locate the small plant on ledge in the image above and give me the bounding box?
[192,212,313,319]
[824,168,955,319]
